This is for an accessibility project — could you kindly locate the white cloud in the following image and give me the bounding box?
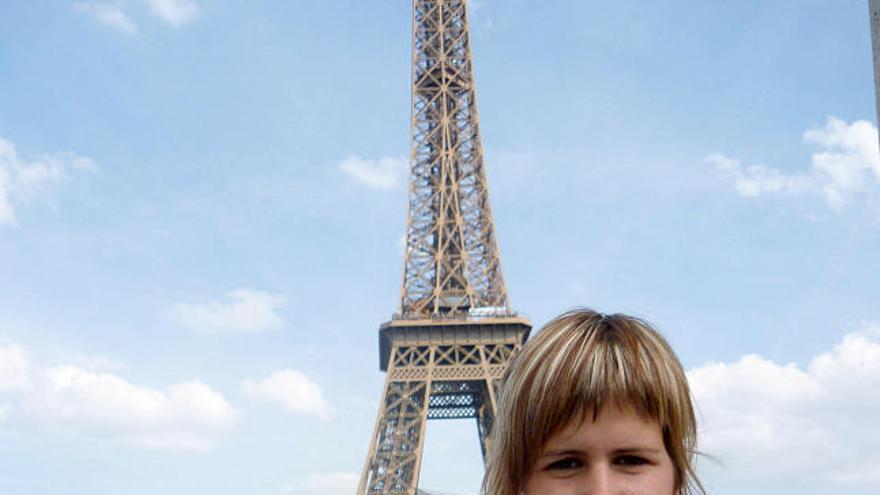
[242,369,333,420]
[0,137,97,226]
[170,288,288,333]
[0,344,30,391]
[710,153,812,198]
[688,325,880,488]
[339,155,407,190]
[145,0,200,27]
[74,0,200,32]
[26,365,238,451]
[45,349,127,373]
[282,472,359,495]
[74,2,139,34]
[0,339,237,450]
[711,117,880,209]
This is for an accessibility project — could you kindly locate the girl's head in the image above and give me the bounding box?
[483,309,703,495]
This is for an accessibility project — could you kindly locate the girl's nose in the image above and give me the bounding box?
[577,464,615,495]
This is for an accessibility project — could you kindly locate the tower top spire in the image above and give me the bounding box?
[398,0,511,319]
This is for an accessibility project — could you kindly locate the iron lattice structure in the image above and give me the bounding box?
[357,1,531,495]
[400,0,509,319]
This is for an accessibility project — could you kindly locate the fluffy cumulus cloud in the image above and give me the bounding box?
[0,137,97,226]
[0,344,31,391]
[242,369,333,420]
[74,0,200,32]
[169,288,288,333]
[73,2,139,34]
[282,472,359,495]
[688,325,880,489]
[338,155,407,190]
[145,0,200,27]
[45,349,128,373]
[0,341,237,450]
[26,365,238,451]
[710,117,880,209]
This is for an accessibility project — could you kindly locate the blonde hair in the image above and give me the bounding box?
[483,309,703,495]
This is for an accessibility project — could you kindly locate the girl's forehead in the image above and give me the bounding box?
[542,403,663,449]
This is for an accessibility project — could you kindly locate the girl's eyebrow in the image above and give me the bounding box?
[542,446,664,457]
[541,449,585,457]
[613,447,664,455]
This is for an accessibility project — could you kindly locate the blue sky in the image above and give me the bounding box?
[1,1,879,494]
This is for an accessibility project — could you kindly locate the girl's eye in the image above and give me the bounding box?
[614,455,649,467]
[546,458,583,470]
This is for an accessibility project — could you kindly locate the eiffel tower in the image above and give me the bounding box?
[356,1,531,494]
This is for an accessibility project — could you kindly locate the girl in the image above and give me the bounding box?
[483,309,704,495]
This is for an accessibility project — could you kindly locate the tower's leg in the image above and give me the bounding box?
[358,347,433,495]
[359,333,525,495]
[475,379,494,462]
